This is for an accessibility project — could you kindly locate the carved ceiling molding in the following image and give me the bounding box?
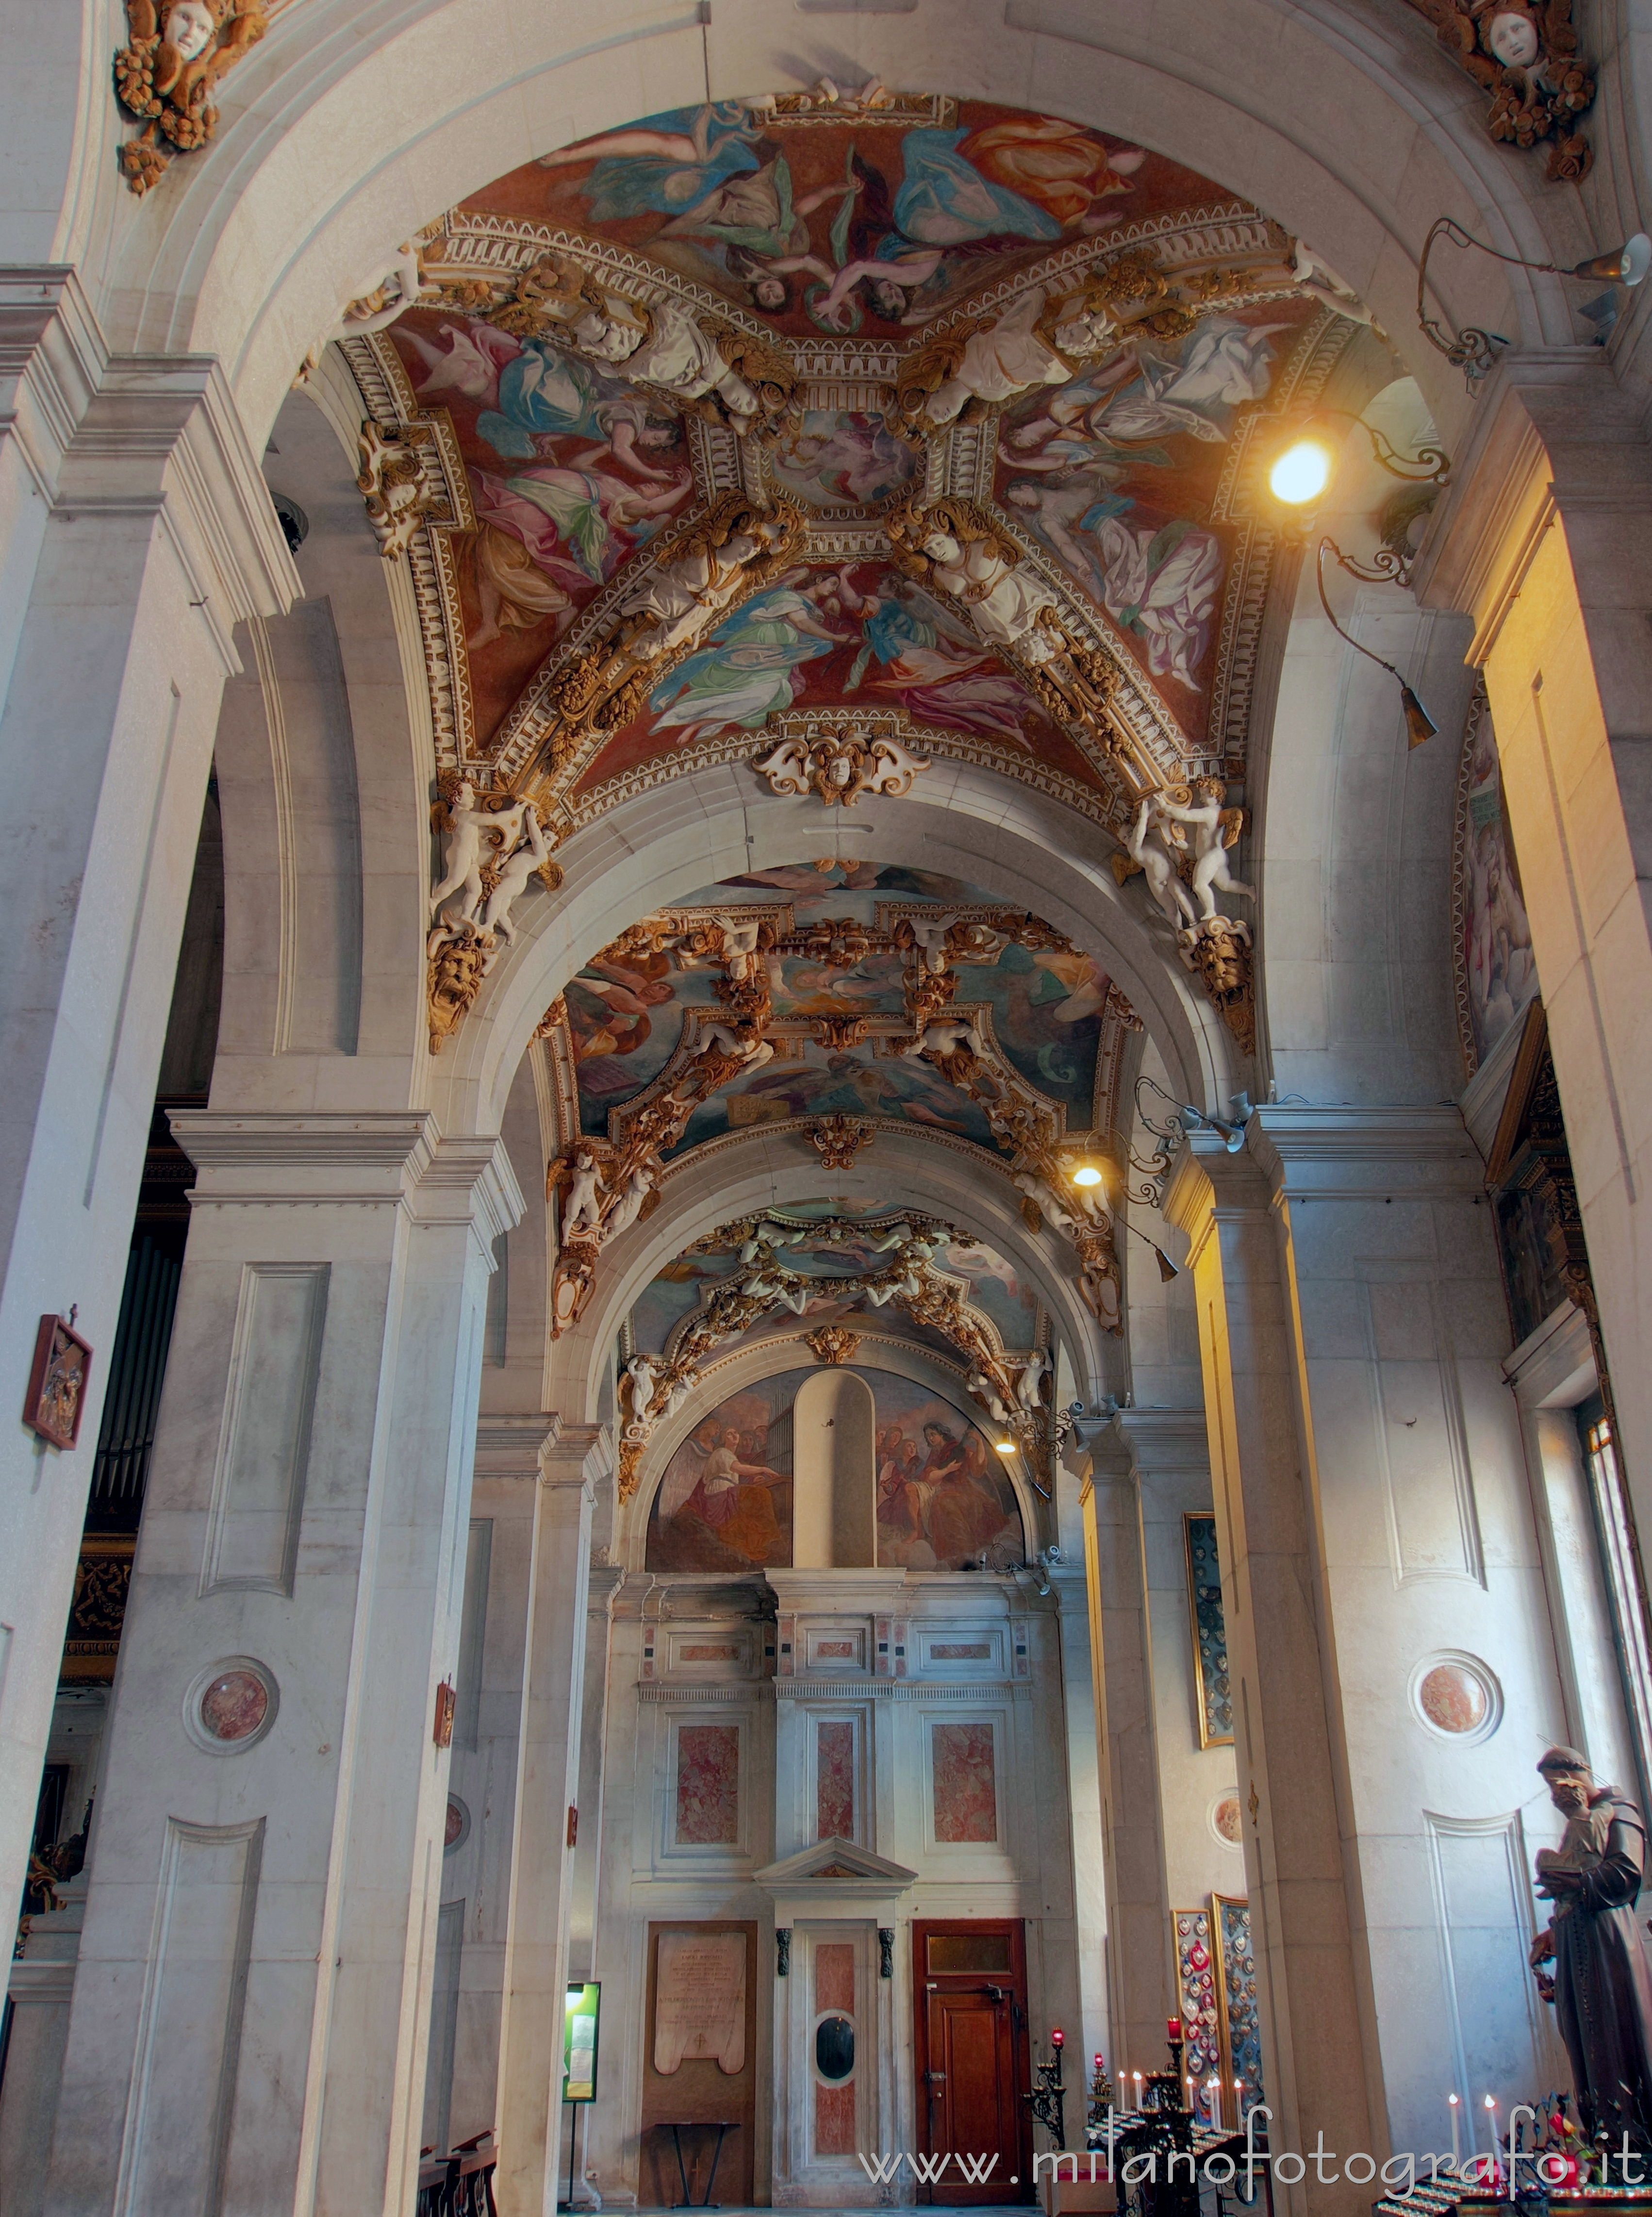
[1399,0,1594,180]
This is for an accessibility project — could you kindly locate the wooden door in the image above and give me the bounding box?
[912,1920,1032,2204]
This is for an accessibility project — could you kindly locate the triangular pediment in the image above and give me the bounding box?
[754,1837,917,1892]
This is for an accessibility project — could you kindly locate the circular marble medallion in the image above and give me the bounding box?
[1210,1794,1244,1848]
[1410,1652,1501,1744]
[445,1796,471,1853]
[182,1656,278,1754]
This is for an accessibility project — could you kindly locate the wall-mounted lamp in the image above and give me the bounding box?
[1266,409,1450,513]
[1417,216,1651,386]
[1315,538,1438,746]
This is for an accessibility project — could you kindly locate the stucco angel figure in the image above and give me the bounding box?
[561,1149,607,1240]
[624,1352,662,1421]
[861,1241,932,1307]
[733,1262,809,1314]
[116,0,269,194]
[429,778,528,938]
[887,499,1063,666]
[611,503,800,671]
[1014,1165,1096,1239]
[738,1220,806,1264]
[1155,781,1253,921]
[904,914,958,975]
[604,1162,655,1240]
[694,1018,774,1071]
[968,1369,1015,1426]
[570,296,770,433]
[897,289,1074,431]
[476,805,556,967]
[712,915,769,982]
[1122,796,1198,933]
[1016,1348,1048,1412]
[901,1015,988,1063]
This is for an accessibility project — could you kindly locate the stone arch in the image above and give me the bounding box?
[433,760,1231,1139]
[65,0,1615,452]
[544,1119,1120,1436]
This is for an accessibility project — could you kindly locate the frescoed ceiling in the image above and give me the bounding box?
[539,861,1134,1170]
[346,87,1365,844]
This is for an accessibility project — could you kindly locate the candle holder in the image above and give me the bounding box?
[1023,2035,1067,2151]
[1089,2056,1116,2126]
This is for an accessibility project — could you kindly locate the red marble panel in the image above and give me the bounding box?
[816,1940,856,2014]
[815,2082,857,2156]
[932,1721,997,1842]
[816,1721,856,1841]
[675,1723,740,1844]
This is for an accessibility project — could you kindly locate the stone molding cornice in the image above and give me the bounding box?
[52,349,297,663]
[1244,1103,1484,1195]
[1113,1407,1211,1475]
[474,1411,559,1471]
[0,267,105,506]
[540,1421,613,1492]
[1502,1297,1594,1406]
[1414,348,1652,662]
[169,1110,525,1239]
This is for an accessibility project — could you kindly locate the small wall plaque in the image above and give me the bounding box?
[24,1311,91,1450]
[432,1678,456,1748]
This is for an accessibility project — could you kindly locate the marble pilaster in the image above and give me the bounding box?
[0,314,296,1932]
[39,1112,521,2217]
[493,1423,606,2217]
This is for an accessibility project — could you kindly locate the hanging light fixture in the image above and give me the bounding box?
[1313,538,1438,747]
[1265,409,1449,512]
[1416,215,1652,386]
[1120,1217,1182,1282]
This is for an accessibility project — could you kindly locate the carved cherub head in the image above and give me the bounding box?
[1481,4,1543,67]
[163,0,217,61]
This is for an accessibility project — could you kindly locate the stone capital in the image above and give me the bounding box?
[539,1420,613,1497]
[169,1110,525,1240]
[0,266,105,504]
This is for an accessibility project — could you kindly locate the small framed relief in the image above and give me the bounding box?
[24,1311,92,1450]
[1184,1513,1233,1747]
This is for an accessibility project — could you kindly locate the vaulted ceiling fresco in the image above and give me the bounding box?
[348,87,1364,853]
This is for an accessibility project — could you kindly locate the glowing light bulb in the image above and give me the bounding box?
[1269,437,1334,506]
[1072,1163,1104,1188]
[995,1438,1017,1456]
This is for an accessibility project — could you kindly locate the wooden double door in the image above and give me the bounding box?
[911,1919,1033,2204]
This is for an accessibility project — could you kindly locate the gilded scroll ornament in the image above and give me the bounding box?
[808,1115,875,1169]
[806,1326,861,1365]
[114,0,268,194]
[752,726,931,806]
[357,425,437,563]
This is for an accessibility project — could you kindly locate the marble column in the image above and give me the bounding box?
[40,1112,521,2217]
[1044,1554,1114,2081]
[0,302,296,1931]
[565,1562,624,2210]
[1163,1123,1376,2215]
[1166,1107,1573,2200]
[1421,363,1652,1552]
[1078,1427,1173,2081]
[494,1423,607,2217]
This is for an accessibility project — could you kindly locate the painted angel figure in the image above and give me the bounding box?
[1154,780,1254,920]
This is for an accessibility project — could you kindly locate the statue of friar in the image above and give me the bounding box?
[1529,1745,1652,2144]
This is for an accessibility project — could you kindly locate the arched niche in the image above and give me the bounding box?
[626,1332,1032,1577]
[793,1371,877,1571]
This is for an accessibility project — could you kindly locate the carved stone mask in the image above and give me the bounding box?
[1486,9,1542,67]
[164,1,217,60]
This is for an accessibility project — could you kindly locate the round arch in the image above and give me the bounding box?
[546,1118,1119,1430]
[615,1321,1047,1572]
[433,760,1233,1138]
[64,0,1608,454]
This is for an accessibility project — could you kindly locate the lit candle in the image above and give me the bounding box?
[1052,2028,1065,2050]
[1484,2095,1498,2181]
[1133,2071,1144,2110]
[1168,2017,1182,2040]
[1208,2077,1222,2131]
[1449,2093,1461,2170]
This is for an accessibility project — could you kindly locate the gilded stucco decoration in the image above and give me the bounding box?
[327,89,1367,1054]
[542,866,1135,1356]
[1401,0,1594,179]
[615,1206,1054,1504]
[114,0,271,194]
